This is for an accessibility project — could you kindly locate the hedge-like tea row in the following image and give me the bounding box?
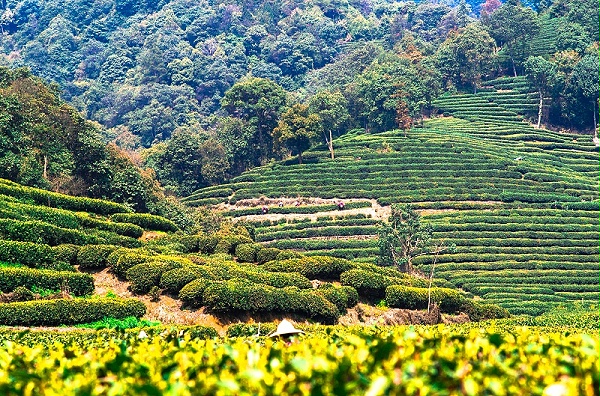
[385,285,464,312]
[0,178,131,215]
[202,280,340,324]
[262,256,356,280]
[76,215,144,238]
[256,226,378,242]
[110,213,179,232]
[0,199,80,229]
[0,240,55,267]
[0,218,99,246]
[0,298,146,326]
[223,201,371,217]
[338,269,445,300]
[0,267,94,296]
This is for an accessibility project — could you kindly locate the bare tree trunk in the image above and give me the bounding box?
[43,155,48,179]
[509,50,517,77]
[593,100,598,139]
[427,245,443,314]
[298,151,303,164]
[536,91,543,129]
[328,130,334,159]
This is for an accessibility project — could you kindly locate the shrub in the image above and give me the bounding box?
[275,250,303,260]
[244,271,312,289]
[111,213,179,232]
[11,286,35,302]
[0,218,98,245]
[160,268,201,294]
[0,267,94,296]
[52,244,80,265]
[463,302,511,321]
[0,179,131,215]
[0,240,55,268]
[235,243,261,263]
[317,284,359,312]
[126,261,182,294]
[179,278,212,308]
[262,256,355,280]
[76,215,144,238]
[202,281,340,324]
[77,245,119,269]
[256,247,281,264]
[0,298,146,326]
[385,285,465,313]
[197,234,220,254]
[111,252,154,278]
[340,269,417,300]
[214,234,253,255]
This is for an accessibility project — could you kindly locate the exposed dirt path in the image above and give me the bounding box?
[226,198,390,223]
[91,268,227,333]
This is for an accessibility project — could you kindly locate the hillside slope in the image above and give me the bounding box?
[186,93,599,315]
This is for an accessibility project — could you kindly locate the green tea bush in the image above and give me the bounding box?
[256,247,282,264]
[0,219,97,246]
[51,244,80,265]
[262,256,355,280]
[203,281,340,324]
[214,234,253,255]
[385,285,465,312]
[243,271,312,289]
[111,213,179,232]
[10,286,35,302]
[0,267,94,296]
[225,322,277,337]
[0,179,131,215]
[77,245,119,269]
[235,243,262,263]
[111,252,155,278]
[340,269,421,300]
[317,284,359,312]
[126,261,183,294]
[76,215,144,238]
[0,240,55,267]
[179,278,212,307]
[198,234,220,254]
[160,267,202,294]
[0,298,146,326]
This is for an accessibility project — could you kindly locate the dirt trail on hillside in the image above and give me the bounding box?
[226,198,390,223]
[91,268,226,333]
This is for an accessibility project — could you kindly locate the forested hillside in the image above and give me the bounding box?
[1,0,597,195]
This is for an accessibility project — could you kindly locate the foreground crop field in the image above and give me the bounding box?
[0,323,597,395]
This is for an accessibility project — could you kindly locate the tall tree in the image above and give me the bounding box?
[570,55,599,141]
[524,56,561,129]
[308,91,349,159]
[435,23,496,93]
[272,104,320,164]
[483,0,540,76]
[221,77,287,165]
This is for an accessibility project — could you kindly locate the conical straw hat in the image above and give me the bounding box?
[268,319,305,337]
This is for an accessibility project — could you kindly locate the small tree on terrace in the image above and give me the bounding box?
[377,204,433,274]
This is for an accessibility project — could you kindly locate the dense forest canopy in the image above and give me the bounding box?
[0,0,598,196]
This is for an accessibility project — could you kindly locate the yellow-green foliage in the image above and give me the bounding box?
[0,325,595,395]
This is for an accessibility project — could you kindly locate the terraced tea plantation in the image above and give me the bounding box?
[0,178,180,326]
[187,80,599,315]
